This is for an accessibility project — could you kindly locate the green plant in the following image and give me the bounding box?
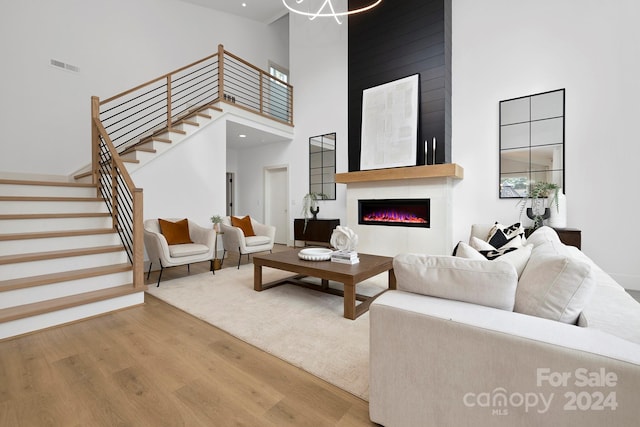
[210,214,223,225]
[517,181,560,228]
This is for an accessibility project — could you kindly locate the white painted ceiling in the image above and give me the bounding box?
[226,121,291,149]
[179,0,287,24]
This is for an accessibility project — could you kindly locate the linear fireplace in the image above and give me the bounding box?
[358,198,430,228]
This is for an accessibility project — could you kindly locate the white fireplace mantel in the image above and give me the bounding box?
[337,164,464,257]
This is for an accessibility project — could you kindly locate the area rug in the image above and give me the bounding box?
[145,263,388,400]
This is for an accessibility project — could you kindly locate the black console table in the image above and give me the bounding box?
[294,219,340,247]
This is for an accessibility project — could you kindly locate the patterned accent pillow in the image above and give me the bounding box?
[487,222,525,248]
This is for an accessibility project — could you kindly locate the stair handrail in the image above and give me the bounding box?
[95,44,293,156]
[91,97,144,289]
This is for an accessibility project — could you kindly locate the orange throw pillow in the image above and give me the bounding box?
[158,218,193,245]
[231,215,256,237]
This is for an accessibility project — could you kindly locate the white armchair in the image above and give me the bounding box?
[143,218,216,286]
[220,216,275,268]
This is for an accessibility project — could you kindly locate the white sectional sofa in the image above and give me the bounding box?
[369,225,640,427]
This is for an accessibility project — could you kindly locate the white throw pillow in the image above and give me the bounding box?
[452,241,486,260]
[457,240,532,277]
[393,254,518,311]
[515,240,595,324]
[468,236,533,277]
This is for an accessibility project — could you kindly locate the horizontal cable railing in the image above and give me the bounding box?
[91,98,144,289]
[96,45,293,156]
[222,47,293,125]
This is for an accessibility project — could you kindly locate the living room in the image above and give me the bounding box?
[2,0,638,290]
[1,0,639,425]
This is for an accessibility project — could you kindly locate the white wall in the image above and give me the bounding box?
[0,0,288,177]
[131,120,226,228]
[452,0,640,289]
[231,6,349,245]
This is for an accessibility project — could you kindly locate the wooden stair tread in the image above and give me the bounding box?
[0,179,96,188]
[0,228,116,241]
[0,263,132,292]
[0,284,145,323]
[0,245,125,265]
[167,128,187,135]
[152,137,172,143]
[0,195,103,202]
[178,120,199,127]
[73,170,92,180]
[138,136,172,145]
[121,158,140,164]
[0,212,111,220]
[133,147,156,153]
[195,112,212,119]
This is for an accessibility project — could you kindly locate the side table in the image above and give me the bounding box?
[293,218,340,247]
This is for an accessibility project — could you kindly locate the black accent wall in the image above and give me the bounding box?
[348,0,452,171]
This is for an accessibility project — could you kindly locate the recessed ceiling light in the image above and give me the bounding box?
[239,134,247,138]
[242,2,247,7]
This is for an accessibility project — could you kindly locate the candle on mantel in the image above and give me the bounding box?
[432,137,436,164]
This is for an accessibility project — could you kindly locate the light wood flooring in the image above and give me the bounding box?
[0,246,376,426]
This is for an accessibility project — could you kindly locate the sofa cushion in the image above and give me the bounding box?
[515,240,595,324]
[393,254,518,311]
[158,218,193,245]
[168,243,209,258]
[231,215,256,237]
[566,246,640,345]
[457,240,532,277]
[525,225,561,247]
[245,235,271,247]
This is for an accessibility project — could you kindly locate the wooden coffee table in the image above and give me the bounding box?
[252,249,396,320]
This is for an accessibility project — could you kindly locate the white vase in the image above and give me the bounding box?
[548,190,567,228]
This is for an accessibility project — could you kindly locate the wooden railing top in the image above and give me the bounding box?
[100,52,219,106]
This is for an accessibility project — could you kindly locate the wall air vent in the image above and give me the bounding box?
[50,59,80,73]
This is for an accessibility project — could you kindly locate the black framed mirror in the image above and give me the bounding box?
[309,132,336,199]
[499,89,565,198]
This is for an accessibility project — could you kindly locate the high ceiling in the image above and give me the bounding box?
[179,0,287,24]
[178,1,292,147]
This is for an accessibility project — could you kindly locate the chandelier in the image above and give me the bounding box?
[282,0,382,24]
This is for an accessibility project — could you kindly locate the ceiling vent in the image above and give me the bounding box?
[50,59,80,73]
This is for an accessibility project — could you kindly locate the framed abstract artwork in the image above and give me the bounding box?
[360,74,419,171]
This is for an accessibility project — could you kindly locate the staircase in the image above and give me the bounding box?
[0,179,145,340]
[117,107,224,173]
[0,45,292,340]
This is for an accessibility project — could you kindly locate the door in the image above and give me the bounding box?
[265,166,288,244]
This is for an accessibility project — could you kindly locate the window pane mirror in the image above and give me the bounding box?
[499,89,565,198]
[309,132,336,200]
